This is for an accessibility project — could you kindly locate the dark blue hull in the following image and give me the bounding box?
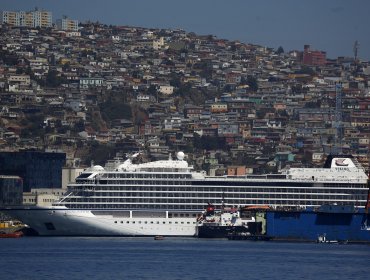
[266,207,370,243]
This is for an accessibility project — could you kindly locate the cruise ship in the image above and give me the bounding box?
[1,152,369,236]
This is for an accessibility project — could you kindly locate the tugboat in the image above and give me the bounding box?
[0,231,23,238]
[197,203,262,238]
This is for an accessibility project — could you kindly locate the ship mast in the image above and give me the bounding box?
[334,83,343,154]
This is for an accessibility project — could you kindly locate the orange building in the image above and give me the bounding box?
[227,166,246,176]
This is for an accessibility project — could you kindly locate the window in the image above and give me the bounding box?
[44,222,56,230]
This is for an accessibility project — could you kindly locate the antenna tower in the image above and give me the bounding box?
[353,40,359,62]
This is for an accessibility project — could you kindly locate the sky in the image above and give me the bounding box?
[2,0,370,60]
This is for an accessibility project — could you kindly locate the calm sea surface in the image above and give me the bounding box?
[0,237,369,280]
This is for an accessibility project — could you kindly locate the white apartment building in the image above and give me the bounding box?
[1,9,52,28]
[56,17,79,31]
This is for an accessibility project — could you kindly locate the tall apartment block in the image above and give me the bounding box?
[56,17,79,31]
[302,44,326,66]
[1,9,52,28]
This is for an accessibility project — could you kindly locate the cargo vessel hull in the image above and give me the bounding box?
[266,207,370,243]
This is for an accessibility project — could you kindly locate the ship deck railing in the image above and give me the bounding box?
[202,176,366,183]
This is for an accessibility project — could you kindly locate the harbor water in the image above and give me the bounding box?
[0,237,369,280]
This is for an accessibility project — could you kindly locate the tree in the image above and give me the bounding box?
[194,135,226,151]
[16,67,24,74]
[169,73,182,88]
[72,119,85,133]
[246,75,258,92]
[147,85,157,95]
[0,49,18,65]
[24,66,33,76]
[296,66,316,75]
[100,95,132,122]
[46,70,65,87]
[84,142,117,165]
[276,46,284,54]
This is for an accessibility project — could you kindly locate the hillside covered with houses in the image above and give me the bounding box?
[0,21,369,175]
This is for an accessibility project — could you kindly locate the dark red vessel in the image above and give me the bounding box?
[0,231,23,238]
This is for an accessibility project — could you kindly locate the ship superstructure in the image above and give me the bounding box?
[1,153,368,236]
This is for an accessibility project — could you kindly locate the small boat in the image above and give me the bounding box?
[154,235,164,240]
[0,231,23,238]
[317,233,339,244]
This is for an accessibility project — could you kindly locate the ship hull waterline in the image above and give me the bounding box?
[1,208,198,237]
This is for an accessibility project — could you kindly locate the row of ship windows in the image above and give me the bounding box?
[102,173,191,179]
[65,199,365,210]
[66,194,362,203]
[113,220,196,225]
[91,212,198,218]
[98,180,190,185]
[72,185,367,193]
[64,199,360,209]
[71,190,366,198]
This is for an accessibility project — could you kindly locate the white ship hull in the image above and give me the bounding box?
[2,207,198,236]
[2,155,368,237]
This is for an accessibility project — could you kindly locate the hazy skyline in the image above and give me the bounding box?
[2,0,370,60]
